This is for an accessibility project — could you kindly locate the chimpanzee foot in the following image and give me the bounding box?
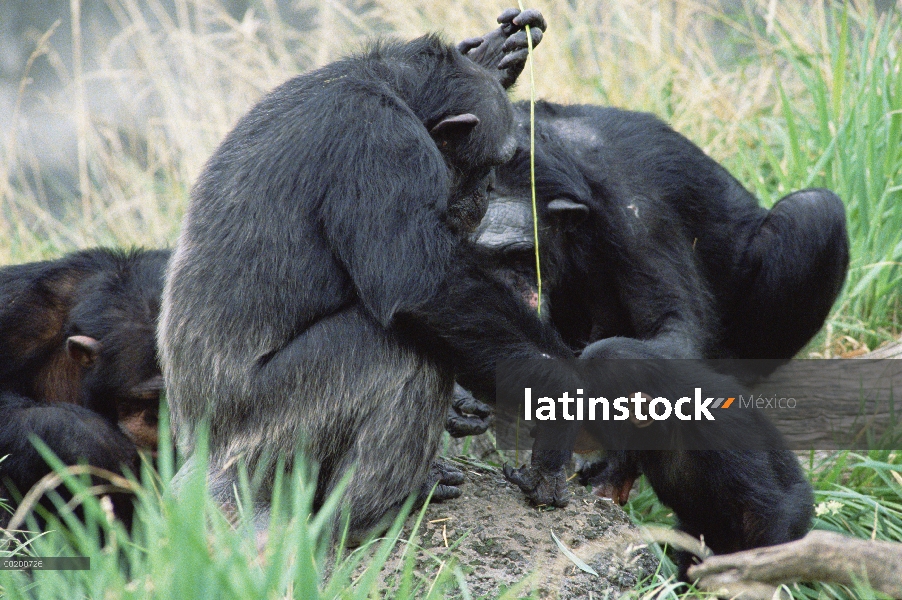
[419,459,465,503]
[445,384,493,438]
[503,464,570,507]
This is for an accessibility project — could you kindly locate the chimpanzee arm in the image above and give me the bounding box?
[320,92,573,374]
[604,206,714,359]
[458,8,546,89]
[321,96,580,506]
[320,97,458,329]
[399,256,583,507]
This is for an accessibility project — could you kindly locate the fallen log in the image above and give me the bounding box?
[859,340,902,359]
[686,530,902,599]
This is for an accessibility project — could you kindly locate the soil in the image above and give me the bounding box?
[376,459,659,598]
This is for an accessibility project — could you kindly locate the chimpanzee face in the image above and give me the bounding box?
[67,331,163,452]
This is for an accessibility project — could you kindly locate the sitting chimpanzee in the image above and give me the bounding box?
[462,96,842,575]
[0,247,168,526]
[0,243,486,529]
[157,10,587,544]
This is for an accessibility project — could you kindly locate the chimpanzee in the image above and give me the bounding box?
[0,392,139,528]
[575,339,813,578]
[464,100,836,575]
[472,102,849,364]
[158,10,585,542]
[0,247,168,525]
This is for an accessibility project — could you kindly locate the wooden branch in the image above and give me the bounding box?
[860,340,902,359]
[687,531,902,599]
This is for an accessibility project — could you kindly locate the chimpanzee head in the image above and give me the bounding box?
[64,250,166,451]
[393,35,518,233]
[471,111,590,312]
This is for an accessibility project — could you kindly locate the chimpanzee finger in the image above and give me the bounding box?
[418,460,465,502]
[497,7,521,25]
[457,36,484,55]
[498,50,528,71]
[433,460,466,486]
[452,397,492,418]
[503,463,535,490]
[512,9,547,32]
[503,463,570,507]
[446,413,491,437]
[501,28,543,54]
[431,484,462,502]
[501,30,526,51]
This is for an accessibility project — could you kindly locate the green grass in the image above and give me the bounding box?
[742,5,902,352]
[0,412,472,600]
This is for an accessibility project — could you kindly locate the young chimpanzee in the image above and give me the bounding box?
[464,100,834,575]
[0,247,168,525]
[0,392,140,528]
[158,10,586,542]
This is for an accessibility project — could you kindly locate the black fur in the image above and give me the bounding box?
[473,102,836,577]
[0,392,139,528]
[159,33,581,542]
[0,248,168,525]
[482,102,849,364]
[577,338,813,578]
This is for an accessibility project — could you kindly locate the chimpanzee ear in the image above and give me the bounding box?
[547,198,590,231]
[66,335,101,368]
[429,114,480,144]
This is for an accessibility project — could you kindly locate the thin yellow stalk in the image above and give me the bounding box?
[517,2,542,317]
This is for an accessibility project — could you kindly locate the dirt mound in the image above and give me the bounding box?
[382,460,658,598]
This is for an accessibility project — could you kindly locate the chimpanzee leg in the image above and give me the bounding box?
[725,189,848,360]
[179,306,456,543]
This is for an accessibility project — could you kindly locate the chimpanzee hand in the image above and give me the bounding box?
[445,383,493,437]
[419,458,466,503]
[503,463,570,507]
[458,8,547,89]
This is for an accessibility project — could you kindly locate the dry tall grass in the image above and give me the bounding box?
[1,0,899,348]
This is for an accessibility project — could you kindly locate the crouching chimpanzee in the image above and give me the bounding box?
[464,99,840,575]
[577,339,814,578]
[472,101,849,365]
[0,247,168,526]
[157,10,592,543]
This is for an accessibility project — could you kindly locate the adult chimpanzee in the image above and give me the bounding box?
[157,11,585,541]
[0,247,168,525]
[576,339,814,578]
[472,102,849,364]
[465,101,838,576]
